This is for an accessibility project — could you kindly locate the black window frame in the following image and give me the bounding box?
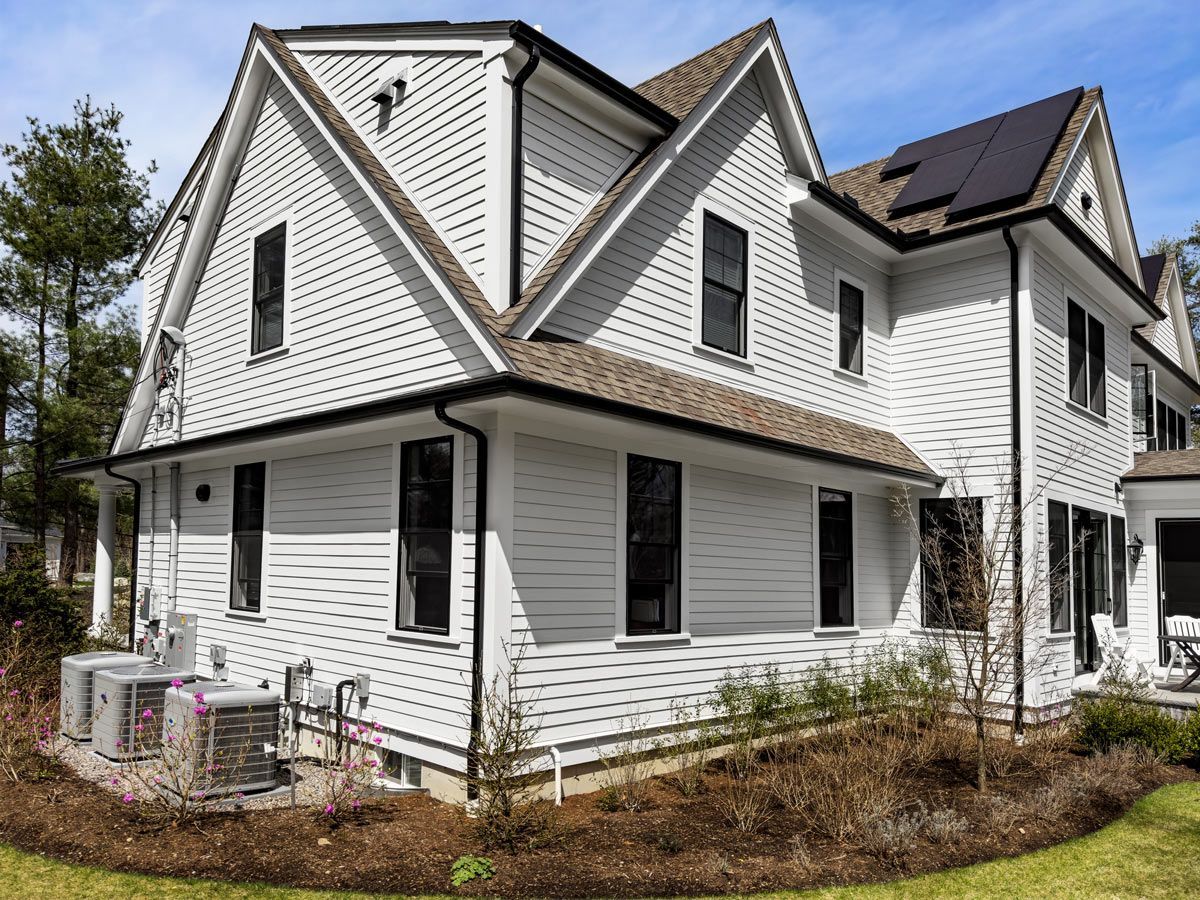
[699,212,748,357]
[818,488,854,628]
[836,277,865,375]
[1048,500,1071,633]
[397,436,455,635]
[1066,299,1105,416]
[1110,515,1127,628]
[625,454,682,636]
[920,497,985,631]
[230,461,267,614]
[1131,363,1149,444]
[1157,399,1169,450]
[251,222,287,355]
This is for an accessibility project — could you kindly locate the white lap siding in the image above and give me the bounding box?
[509,431,908,749]
[139,437,477,764]
[1055,137,1114,259]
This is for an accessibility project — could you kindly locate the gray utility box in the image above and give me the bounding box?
[92,664,197,761]
[60,651,146,740]
[162,681,280,796]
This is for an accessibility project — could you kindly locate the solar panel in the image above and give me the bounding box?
[881,114,1003,177]
[981,87,1083,157]
[887,141,988,213]
[946,136,1056,215]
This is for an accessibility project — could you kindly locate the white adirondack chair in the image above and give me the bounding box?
[1164,615,1200,681]
[1091,613,1156,689]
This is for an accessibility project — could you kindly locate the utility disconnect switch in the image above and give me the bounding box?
[355,673,371,701]
[312,683,334,710]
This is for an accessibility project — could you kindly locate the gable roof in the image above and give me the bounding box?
[1135,251,1172,340]
[493,20,769,333]
[829,87,1099,240]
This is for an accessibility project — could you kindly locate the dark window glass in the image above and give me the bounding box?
[1048,500,1070,633]
[627,455,681,635]
[230,462,267,613]
[1067,300,1087,407]
[819,489,854,627]
[1157,399,1168,450]
[252,223,286,354]
[838,280,865,374]
[1111,515,1127,628]
[700,213,747,356]
[921,497,984,630]
[1169,408,1188,450]
[398,437,454,634]
[1131,364,1148,442]
[1087,313,1106,415]
[1072,507,1108,668]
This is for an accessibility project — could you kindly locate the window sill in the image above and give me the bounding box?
[691,343,755,372]
[613,632,691,648]
[812,625,859,636]
[1065,398,1108,426]
[1047,631,1074,642]
[386,629,461,648]
[246,345,290,365]
[832,366,869,386]
[225,609,267,623]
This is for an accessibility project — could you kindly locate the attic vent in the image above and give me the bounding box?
[371,65,411,106]
[1081,191,1094,212]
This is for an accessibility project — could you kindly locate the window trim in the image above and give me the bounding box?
[225,460,271,621]
[245,207,294,362]
[1064,293,1106,418]
[832,268,869,380]
[387,432,464,646]
[690,195,756,368]
[615,451,690,641]
[813,485,857,631]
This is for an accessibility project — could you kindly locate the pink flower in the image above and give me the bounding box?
[115,738,124,747]
[372,736,382,745]
[165,734,175,743]
[142,708,153,719]
[324,803,335,816]
[193,705,208,716]
[110,777,120,786]
[0,668,7,677]
[11,620,22,629]
[235,792,245,800]
[170,679,183,688]
[122,793,134,804]
[193,692,205,703]
[134,724,144,733]
[351,799,362,811]
[153,775,163,785]
[192,790,206,801]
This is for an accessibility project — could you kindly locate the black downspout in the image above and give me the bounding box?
[434,402,488,801]
[333,678,355,759]
[509,46,541,307]
[1002,226,1025,737]
[104,464,140,651]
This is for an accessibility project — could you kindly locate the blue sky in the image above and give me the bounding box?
[2,0,1198,248]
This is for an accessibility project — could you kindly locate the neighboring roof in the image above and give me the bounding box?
[494,20,769,332]
[1124,450,1200,482]
[499,332,936,479]
[1135,252,1172,341]
[829,87,1099,240]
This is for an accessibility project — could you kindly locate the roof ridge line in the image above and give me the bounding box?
[634,19,769,94]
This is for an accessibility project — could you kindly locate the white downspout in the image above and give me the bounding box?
[167,462,181,614]
[148,465,157,599]
[549,746,562,806]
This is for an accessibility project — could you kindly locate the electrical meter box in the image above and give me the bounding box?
[160,610,198,671]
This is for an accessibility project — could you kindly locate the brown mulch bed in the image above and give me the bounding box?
[0,753,1194,898]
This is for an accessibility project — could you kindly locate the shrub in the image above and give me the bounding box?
[712,663,790,778]
[310,717,387,822]
[978,793,1023,833]
[1077,695,1189,763]
[0,551,85,692]
[925,806,969,844]
[658,699,714,796]
[596,707,657,811]
[861,803,924,861]
[0,619,59,782]
[794,737,904,842]
[711,776,773,833]
[797,658,854,732]
[450,855,495,887]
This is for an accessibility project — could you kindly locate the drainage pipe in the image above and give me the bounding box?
[104,464,141,651]
[434,401,488,801]
[508,45,541,306]
[549,746,562,806]
[1003,225,1025,736]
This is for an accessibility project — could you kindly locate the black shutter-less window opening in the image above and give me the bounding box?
[920,497,985,630]
[398,437,454,634]
[1157,400,1168,450]
[700,213,747,356]
[1131,364,1147,442]
[252,223,286,354]
[1067,300,1087,407]
[1087,313,1106,415]
[1111,515,1127,628]
[819,489,854,627]
[838,280,865,374]
[1048,500,1070,633]
[626,454,681,635]
[230,462,267,613]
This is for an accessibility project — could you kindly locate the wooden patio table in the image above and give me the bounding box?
[1158,633,1200,692]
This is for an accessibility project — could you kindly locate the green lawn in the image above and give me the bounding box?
[2,783,1198,899]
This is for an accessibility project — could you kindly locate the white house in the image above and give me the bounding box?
[58,18,1200,799]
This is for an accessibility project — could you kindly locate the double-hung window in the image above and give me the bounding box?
[920,497,984,630]
[1131,364,1150,445]
[700,213,747,356]
[836,278,865,375]
[818,489,854,627]
[1067,299,1105,415]
[1047,500,1070,633]
[626,455,682,635]
[252,223,286,355]
[230,462,267,613]
[398,437,454,634]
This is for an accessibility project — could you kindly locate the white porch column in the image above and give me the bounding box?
[92,486,117,633]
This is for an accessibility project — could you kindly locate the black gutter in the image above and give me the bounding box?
[434,402,488,801]
[1002,226,1025,737]
[54,374,940,484]
[104,464,141,651]
[1123,471,1200,483]
[508,22,676,131]
[1131,331,1200,396]
[510,45,541,308]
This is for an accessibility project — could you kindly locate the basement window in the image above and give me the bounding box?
[398,437,454,635]
[1067,299,1105,416]
[230,462,267,613]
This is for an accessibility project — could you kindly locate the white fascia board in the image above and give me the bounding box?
[1164,266,1200,381]
[510,27,774,340]
[256,38,512,374]
[755,30,826,184]
[136,147,210,274]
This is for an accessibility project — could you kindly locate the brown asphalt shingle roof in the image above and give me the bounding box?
[499,333,935,478]
[828,87,1100,240]
[1135,252,1173,341]
[1124,450,1200,481]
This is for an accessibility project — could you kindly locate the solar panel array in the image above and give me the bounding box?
[884,87,1084,218]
